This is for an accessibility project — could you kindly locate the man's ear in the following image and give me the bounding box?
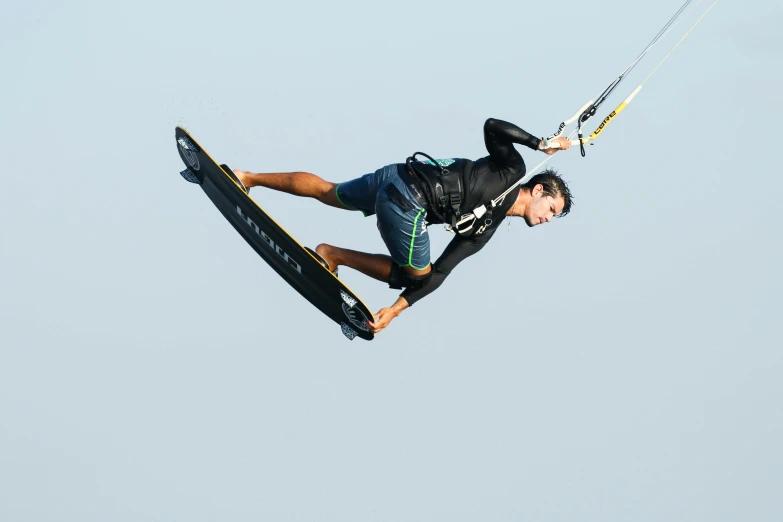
[532,183,544,198]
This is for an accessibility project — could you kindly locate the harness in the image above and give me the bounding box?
[405,152,492,237]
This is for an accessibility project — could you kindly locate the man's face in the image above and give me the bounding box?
[523,187,565,227]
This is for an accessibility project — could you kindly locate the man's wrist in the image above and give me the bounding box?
[391,296,410,315]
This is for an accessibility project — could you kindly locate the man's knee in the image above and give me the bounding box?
[402,264,431,276]
[388,263,432,290]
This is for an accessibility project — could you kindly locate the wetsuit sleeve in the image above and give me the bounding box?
[483,118,542,166]
[400,230,496,306]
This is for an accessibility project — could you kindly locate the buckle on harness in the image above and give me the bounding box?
[446,213,476,235]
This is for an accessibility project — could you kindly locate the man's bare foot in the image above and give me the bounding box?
[314,244,339,274]
[232,169,251,190]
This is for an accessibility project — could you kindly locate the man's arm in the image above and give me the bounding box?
[483,118,543,165]
[404,230,495,303]
[366,231,496,333]
[483,118,571,166]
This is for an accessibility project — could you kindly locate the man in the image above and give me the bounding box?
[233,118,573,334]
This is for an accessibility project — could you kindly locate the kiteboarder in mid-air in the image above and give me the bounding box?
[233,118,574,334]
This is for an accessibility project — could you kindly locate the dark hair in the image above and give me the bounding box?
[521,167,573,217]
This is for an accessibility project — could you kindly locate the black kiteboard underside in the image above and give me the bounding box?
[174,126,374,341]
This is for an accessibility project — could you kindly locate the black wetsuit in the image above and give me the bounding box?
[401,118,542,306]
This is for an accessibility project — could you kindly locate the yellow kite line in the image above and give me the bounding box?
[578,0,721,146]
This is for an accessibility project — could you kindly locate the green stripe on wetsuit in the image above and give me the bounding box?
[406,209,427,270]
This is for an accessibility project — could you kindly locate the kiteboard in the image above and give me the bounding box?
[174,126,374,341]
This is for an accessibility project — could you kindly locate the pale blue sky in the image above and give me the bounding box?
[1,1,781,521]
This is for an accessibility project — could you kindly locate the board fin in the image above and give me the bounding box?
[180,168,200,184]
[341,322,358,340]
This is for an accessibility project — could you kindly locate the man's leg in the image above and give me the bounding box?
[233,170,348,210]
[315,244,431,283]
[318,175,433,284]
